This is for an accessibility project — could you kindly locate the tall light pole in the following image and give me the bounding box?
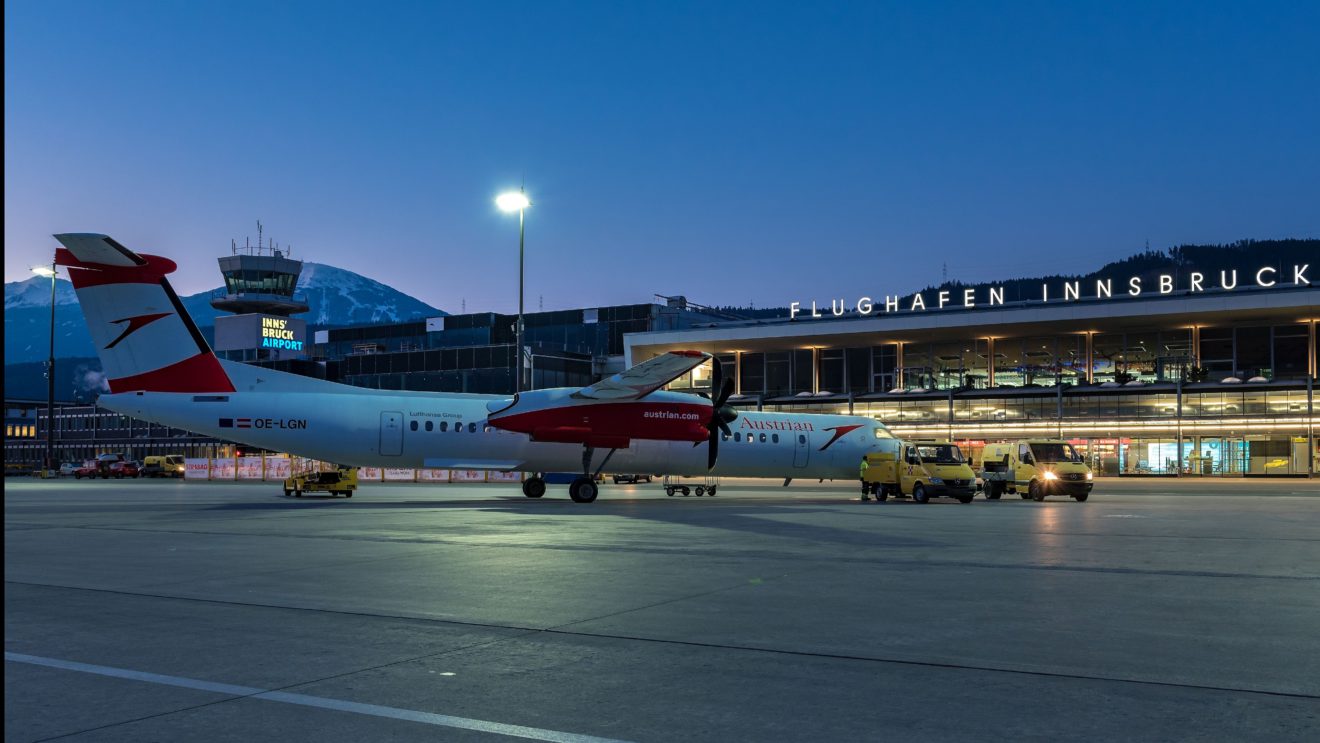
[496,189,531,393]
[32,263,58,474]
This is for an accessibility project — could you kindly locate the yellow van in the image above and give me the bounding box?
[864,439,977,503]
[143,455,186,478]
[980,440,1092,501]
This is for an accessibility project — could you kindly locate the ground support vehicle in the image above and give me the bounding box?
[863,440,977,503]
[662,475,719,497]
[283,466,358,497]
[611,474,653,484]
[142,455,186,478]
[5,462,36,477]
[58,462,79,477]
[980,440,1093,502]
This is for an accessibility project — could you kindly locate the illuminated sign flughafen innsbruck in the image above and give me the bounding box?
[789,263,1312,319]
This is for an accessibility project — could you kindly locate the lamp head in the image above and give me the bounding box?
[496,191,531,213]
[31,266,56,278]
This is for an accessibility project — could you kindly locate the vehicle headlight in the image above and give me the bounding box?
[1086,472,1093,481]
[1043,471,1058,481]
[929,477,944,485]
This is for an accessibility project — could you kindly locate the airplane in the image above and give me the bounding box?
[52,233,895,502]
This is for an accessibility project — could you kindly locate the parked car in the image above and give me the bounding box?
[611,474,653,484]
[73,460,101,479]
[142,454,186,478]
[108,460,141,479]
[58,462,79,477]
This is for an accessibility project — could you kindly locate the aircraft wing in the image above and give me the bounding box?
[572,350,711,401]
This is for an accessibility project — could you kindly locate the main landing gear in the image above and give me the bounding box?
[568,444,616,503]
[522,477,546,498]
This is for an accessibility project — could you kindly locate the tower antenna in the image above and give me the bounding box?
[257,220,264,251]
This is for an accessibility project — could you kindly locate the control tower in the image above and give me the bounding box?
[211,225,310,362]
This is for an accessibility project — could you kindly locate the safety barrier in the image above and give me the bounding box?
[183,457,524,483]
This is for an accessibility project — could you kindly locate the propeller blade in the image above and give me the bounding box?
[707,425,719,470]
[714,377,734,408]
[717,418,732,438]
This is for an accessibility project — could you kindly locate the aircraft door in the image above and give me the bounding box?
[380,411,404,456]
[793,432,810,468]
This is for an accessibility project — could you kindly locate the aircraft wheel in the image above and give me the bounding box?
[569,478,598,503]
[912,483,930,504]
[522,477,547,498]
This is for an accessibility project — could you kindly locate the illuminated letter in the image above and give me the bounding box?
[963,288,975,307]
[1295,264,1311,285]
[856,297,873,315]
[831,299,846,317]
[1095,279,1112,298]
[1189,272,1204,292]
[1159,274,1174,294]
[1128,277,1142,296]
[938,290,950,308]
[1064,281,1080,301]
[1255,267,1276,287]
[885,295,899,312]
[910,293,926,311]
[811,301,821,318]
[1220,270,1237,290]
[989,286,1004,306]
[790,302,800,320]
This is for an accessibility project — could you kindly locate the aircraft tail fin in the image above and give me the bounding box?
[53,233,234,394]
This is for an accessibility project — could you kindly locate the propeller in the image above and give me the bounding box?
[704,356,739,469]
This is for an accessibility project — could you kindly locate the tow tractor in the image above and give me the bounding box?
[284,466,358,497]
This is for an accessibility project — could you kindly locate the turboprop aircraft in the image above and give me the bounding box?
[53,233,894,502]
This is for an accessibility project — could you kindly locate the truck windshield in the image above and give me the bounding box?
[1032,443,1081,463]
[916,445,965,464]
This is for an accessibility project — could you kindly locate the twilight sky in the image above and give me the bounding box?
[5,1,1318,313]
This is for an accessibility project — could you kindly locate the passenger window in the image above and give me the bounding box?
[734,433,741,442]
[468,422,477,433]
[409,420,418,431]
[440,421,448,432]
[772,434,779,443]
[425,421,433,432]
[759,433,767,443]
[799,434,806,444]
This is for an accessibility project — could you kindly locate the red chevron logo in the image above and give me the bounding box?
[105,312,171,349]
[818,424,864,451]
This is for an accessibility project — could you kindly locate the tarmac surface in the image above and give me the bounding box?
[5,476,1319,742]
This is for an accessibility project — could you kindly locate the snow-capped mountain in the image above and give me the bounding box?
[4,276,79,309]
[3,263,445,365]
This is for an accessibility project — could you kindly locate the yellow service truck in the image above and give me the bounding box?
[863,439,978,503]
[979,440,1093,501]
[283,466,358,497]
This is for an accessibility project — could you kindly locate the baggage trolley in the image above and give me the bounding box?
[662,475,719,497]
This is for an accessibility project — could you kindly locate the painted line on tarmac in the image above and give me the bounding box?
[5,652,631,743]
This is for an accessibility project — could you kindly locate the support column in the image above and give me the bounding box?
[1085,332,1094,383]
[812,347,820,394]
[734,352,742,395]
[987,337,996,388]
[896,342,904,390]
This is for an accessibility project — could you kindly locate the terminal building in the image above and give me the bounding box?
[627,265,1318,476]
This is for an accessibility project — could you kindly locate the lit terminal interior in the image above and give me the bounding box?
[628,282,1319,476]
